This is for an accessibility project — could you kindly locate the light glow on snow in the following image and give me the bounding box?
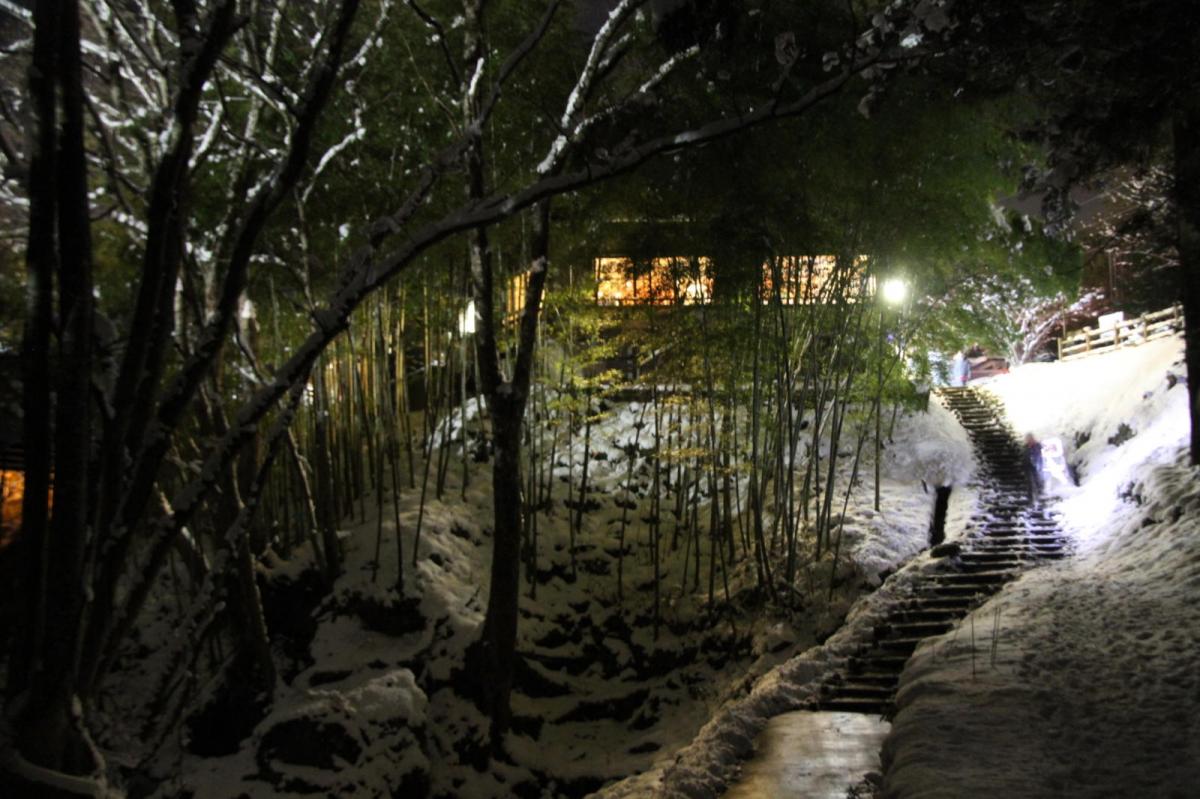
[885,334,1198,798]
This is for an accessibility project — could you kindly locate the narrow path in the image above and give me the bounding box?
[815,386,1069,714]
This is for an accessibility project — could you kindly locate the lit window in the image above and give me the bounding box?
[761,255,872,304]
[594,257,713,305]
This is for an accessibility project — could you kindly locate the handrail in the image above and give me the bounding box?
[1057,303,1183,361]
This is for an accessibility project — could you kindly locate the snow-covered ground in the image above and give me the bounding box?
[149,389,973,798]
[883,336,1200,796]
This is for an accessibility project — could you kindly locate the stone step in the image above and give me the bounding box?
[892,607,964,623]
[983,516,1064,523]
[973,545,1065,556]
[886,620,955,637]
[842,672,896,688]
[875,636,925,654]
[922,582,998,597]
[970,550,1066,562]
[958,554,1026,567]
[830,676,897,695]
[969,544,1066,554]
[959,549,1026,560]
[955,556,1022,568]
[848,653,910,674]
[974,533,1065,544]
[978,532,1065,542]
[903,596,975,612]
[927,570,1014,584]
[974,547,1070,559]
[816,697,890,714]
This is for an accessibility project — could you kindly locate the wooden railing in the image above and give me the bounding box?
[1058,304,1184,361]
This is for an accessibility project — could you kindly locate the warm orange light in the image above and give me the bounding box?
[506,271,531,320]
[595,256,713,305]
[593,255,871,306]
[761,255,871,304]
[1,469,25,549]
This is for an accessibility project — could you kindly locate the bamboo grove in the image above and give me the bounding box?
[223,249,920,691]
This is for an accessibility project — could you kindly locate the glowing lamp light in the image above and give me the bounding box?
[881,277,908,306]
[458,299,477,336]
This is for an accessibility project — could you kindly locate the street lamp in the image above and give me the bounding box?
[881,276,908,306]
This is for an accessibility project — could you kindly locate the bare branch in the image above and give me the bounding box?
[405,0,462,86]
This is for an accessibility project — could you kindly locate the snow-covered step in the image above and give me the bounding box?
[835,676,902,695]
[921,582,998,597]
[888,608,964,625]
[884,621,956,638]
[876,637,926,655]
[816,697,890,714]
[956,560,1022,574]
[848,653,910,673]
[902,596,974,612]
[978,534,1062,544]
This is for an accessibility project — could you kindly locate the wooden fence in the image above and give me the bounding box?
[1058,304,1184,361]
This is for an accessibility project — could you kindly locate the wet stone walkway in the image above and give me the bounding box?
[722,386,1069,796]
[722,712,890,799]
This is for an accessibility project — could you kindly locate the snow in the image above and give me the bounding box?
[883,335,1200,797]
[884,397,975,488]
[813,398,975,587]
[150,385,961,798]
[41,280,1140,799]
[592,401,973,798]
[599,336,1195,799]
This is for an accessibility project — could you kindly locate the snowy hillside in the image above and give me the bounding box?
[883,337,1200,796]
[149,393,972,798]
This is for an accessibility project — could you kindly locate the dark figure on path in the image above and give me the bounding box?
[1024,433,1043,503]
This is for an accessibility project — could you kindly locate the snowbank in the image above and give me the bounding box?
[884,335,1200,797]
[884,398,975,489]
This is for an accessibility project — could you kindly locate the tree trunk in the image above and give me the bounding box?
[1173,103,1200,466]
[467,175,550,745]
[476,396,524,745]
[9,0,58,710]
[312,360,343,580]
[19,0,98,776]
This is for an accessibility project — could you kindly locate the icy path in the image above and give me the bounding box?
[723,711,889,798]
